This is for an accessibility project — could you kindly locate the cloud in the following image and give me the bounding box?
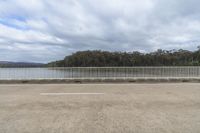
[0,0,200,62]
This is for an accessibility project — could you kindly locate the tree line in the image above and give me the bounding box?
[47,47,200,67]
[0,62,44,68]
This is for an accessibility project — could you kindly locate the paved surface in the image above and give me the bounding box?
[0,83,200,133]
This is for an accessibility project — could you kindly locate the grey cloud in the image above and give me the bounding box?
[0,0,200,62]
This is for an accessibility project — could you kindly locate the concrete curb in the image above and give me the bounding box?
[0,78,200,84]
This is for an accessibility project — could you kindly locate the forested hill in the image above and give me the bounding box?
[47,47,200,67]
[0,61,44,68]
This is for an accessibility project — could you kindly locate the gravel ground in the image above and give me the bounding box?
[0,83,200,133]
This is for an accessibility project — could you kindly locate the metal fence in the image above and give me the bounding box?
[0,67,200,80]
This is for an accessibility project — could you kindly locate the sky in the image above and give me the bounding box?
[0,0,200,63]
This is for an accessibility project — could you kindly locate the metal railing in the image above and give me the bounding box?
[0,67,200,80]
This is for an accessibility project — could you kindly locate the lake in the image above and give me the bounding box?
[0,67,199,80]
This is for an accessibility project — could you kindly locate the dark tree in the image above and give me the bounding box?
[47,47,200,67]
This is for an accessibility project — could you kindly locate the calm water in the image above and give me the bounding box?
[0,67,199,79]
[0,68,120,79]
[0,68,75,79]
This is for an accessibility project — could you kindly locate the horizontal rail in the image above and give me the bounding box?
[2,66,200,68]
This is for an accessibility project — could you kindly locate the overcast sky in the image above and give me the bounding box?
[0,0,200,63]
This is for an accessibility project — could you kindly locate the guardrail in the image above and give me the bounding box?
[0,67,200,80]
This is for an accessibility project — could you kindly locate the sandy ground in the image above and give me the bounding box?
[0,83,200,133]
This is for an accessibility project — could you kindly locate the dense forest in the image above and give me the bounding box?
[48,47,200,67]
